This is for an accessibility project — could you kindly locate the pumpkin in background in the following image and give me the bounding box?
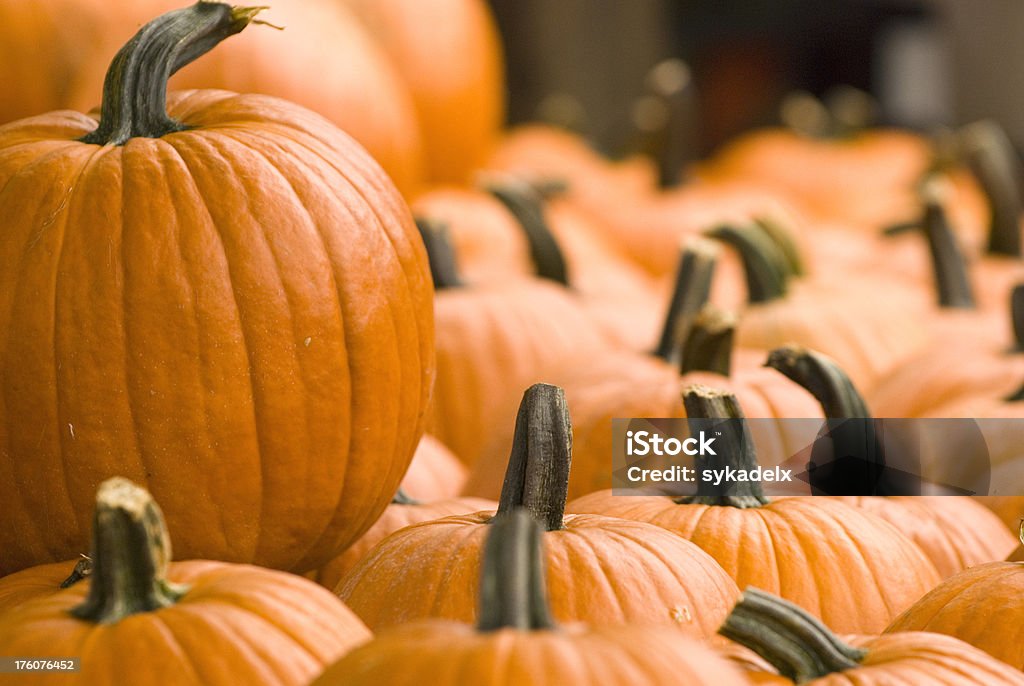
[316,511,750,686]
[419,218,611,467]
[309,489,495,592]
[343,0,504,186]
[719,588,1024,685]
[400,434,469,501]
[568,385,942,634]
[886,553,1024,669]
[340,384,741,635]
[0,478,371,685]
[0,3,434,576]
[59,0,426,197]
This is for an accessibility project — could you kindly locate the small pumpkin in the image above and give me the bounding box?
[315,510,750,686]
[0,478,371,685]
[340,384,741,635]
[400,434,470,501]
[0,2,434,576]
[720,587,1024,684]
[568,385,942,634]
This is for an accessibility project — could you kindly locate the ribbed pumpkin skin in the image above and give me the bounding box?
[567,496,941,634]
[0,559,371,686]
[829,496,1017,579]
[886,561,1024,669]
[309,496,495,591]
[343,0,505,186]
[0,90,434,576]
[337,512,740,635]
[313,622,750,686]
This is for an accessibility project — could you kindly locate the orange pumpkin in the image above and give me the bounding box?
[316,511,750,686]
[0,478,371,685]
[342,0,504,186]
[340,384,741,635]
[0,3,434,576]
[309,489,495,591]
[886,552,1024,668]
[720,588,1024,685]
[568,385,942,634]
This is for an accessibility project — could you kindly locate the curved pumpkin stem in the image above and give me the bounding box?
[920,182,976,309]
[719,588,867,682]
[81,3,267,145]
[764,346,870,419]
[1011,284,1024,352]
[496,384,572,531]
[753,217,806,277]
[706,224,789,304]
[679,385,768,508]
[478,510,556,632]
[484,179,569,286]
[70,478,188,623]
[415,217,465,290]
[654,237,719,362]
[679,307,736,376]
[960,120,1022,258]
[766,346,890,495]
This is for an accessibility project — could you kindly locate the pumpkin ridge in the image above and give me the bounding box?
[164,131,272,561]
[826,504,907,619]
[211,128,362,566]
[53,143,121,547]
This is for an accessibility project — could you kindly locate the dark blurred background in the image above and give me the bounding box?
[488,0,1021,156]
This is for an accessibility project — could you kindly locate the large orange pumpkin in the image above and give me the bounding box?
[316,511,750,686]
[568,385,942,634]
[342,0,505,186]
[0,3,434,576]
[0,478,371,685]
[339,384,741,635]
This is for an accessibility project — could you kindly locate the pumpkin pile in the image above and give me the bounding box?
[1,2,1023,684]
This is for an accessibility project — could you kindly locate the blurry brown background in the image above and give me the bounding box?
[488,0,1021,156]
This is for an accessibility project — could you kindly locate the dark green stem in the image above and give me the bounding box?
[81,3,267,145]
[920,187,976,309]
[706,225,789,304]
[766,346,890,496]
[485,180,569,285]
[678,385,768,507]
[679,307,736,376]
[495,384,572,531]
[718,588,867,682]
[754,218,805,277]
[960,120,1022,258]
[391,488,420,506]
[477,510,556,632]
[70,478,188,624]
[654,238,719,362]
[764,346,870,418]
[415,217,465,290]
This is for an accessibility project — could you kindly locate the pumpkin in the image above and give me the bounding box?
[316,510,750,686]
[400,434,469,501]
[342,0,504,186]
[720,588,1024,684]
[309,488,496,591]
[340,384,741,634]
[0,2,434,576]
[0,478,371,685]
[886,547,1024,668]
[767,346,1017,577]
[420,218,611,467]
[568,385,942,634]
